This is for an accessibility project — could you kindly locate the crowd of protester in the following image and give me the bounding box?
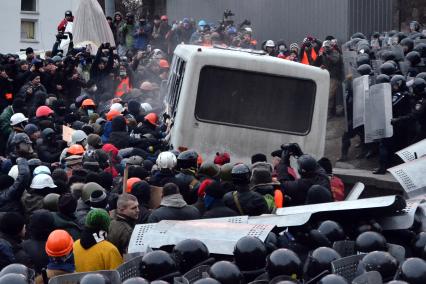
[0,8,425,284]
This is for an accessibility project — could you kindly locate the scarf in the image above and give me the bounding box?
[160,194,187,208]
[80,228,108,249]
[47,253,75,273]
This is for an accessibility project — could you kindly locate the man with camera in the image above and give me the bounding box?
[273,143,332,206]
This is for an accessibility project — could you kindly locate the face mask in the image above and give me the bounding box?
[90,85,98,92]
[119,71,127,77]
[87,109,94,116]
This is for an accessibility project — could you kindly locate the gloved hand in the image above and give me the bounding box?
[390,118,400,126]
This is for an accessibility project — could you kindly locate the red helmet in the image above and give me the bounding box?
[144,113,158,125]
[36,106,54,118]
[161,15,168,21]
[159,59,170,69]
[126,177,141,193]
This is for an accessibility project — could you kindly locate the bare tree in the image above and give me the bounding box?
[121,0,144,19]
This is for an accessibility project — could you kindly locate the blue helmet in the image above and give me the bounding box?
[198,20,207,27]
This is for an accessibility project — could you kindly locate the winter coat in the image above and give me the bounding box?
[148,194,200,223]
[133,22,152,50]
[0,106,14,140]
[175,171,200,205]
[0,232,31,268]
[202,200,238,219]
[0,158,30,213]
[21,190,45,218]
[277,160,331,206]
[73,236,123,272]
[107,214,135,255]
[37,140,66,163]
[0,238,15,269]
[223,188,269,216]
[22,239,49,274]
[52,212,82,241]
[75,200,90,227]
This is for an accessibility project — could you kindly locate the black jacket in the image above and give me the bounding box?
[0,158,30,213]
[22,239,48,274]
[148,204,200,223]
[202,200,238,219]
[0,232,31,268]
[277,161,331,206]
[223,186,269,216]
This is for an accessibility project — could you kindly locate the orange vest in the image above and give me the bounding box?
[301,48,318,65]
[115,77,131,97]
[274,189,284,208]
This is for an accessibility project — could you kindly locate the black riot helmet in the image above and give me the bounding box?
[305,247,341,278]
[356,54,370,67]
[357,251,398,281]
[380,62,397,75]
[410,21,421,32]
[172,239,210,273]
[398,257,426,284]
[376,74,391,84]
[351,32,366,40]
[208,261,243,284]
[141,251,178,281]
[413,78,426,96]
[417,72,426,81]
[414,43,426,58]
[390,75,407,92]
[231,164,251,185]
[394,32,407,44]
[193,278,221,284]
[318,274,348,284]
[406,51,422,66]
[357,64,373,76]
[79,274,111,284]
[177,150,198,170]
[0,264,34,281]
[233,236,267,271]
[297,154,319,175]
[266,249,302,279]
[317,220,346,243]
[412,232,426,258]
[381,50,396,61]
[0,274,28,284]
[400,37,415,54]
[355,231,387,253]
[122,278,149,284]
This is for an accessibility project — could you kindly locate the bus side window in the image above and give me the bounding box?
[167,57,186,119]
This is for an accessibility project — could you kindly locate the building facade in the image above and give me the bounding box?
[0,0,79,53]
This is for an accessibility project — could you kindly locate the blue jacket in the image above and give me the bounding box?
[133,22,152,50]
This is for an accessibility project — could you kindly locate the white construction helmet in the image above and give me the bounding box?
[156,151,177,169]
[71,130,88,145]
[265,40,275,47]
[10,113,28,126]
[8,165,19,180]
[140,103,153,113]
[30,174,57,189]
[110,103,125,113]
[33,165,51,176]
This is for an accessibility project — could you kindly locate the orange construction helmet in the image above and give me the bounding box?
[107,110,121,121]
[159,59,170,69]
[82,99,96,107]
[126,177,141,193]
[144,113,158,125]
[45,229,73,257]
[36,106,54,118]
[67,144,85,155]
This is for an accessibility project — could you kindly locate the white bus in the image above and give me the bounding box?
[165,44,330,162]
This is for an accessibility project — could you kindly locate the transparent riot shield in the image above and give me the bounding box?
[352,75,369,128]
[364,83,393,143]
[343,51,358,78]
[396,138,426,162]
[388,157,426,198]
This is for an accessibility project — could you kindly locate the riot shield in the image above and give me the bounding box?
[343,51,358,78]
[276,195,401,216]
[415,39,426,45]
[364,83,393,143]
[371,59,383,76]
[128,220,273,255]
[388,157,426,198]
[342,81,349,132]
[396,138,426,162]
[399,61,410,76]
[377,198,422,230]
[352,75,369,128]
[392,45,405,61]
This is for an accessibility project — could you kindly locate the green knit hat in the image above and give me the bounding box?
[85,209,110,232]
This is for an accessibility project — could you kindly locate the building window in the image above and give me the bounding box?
[21,0,36,12]
[21,20,36,40]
